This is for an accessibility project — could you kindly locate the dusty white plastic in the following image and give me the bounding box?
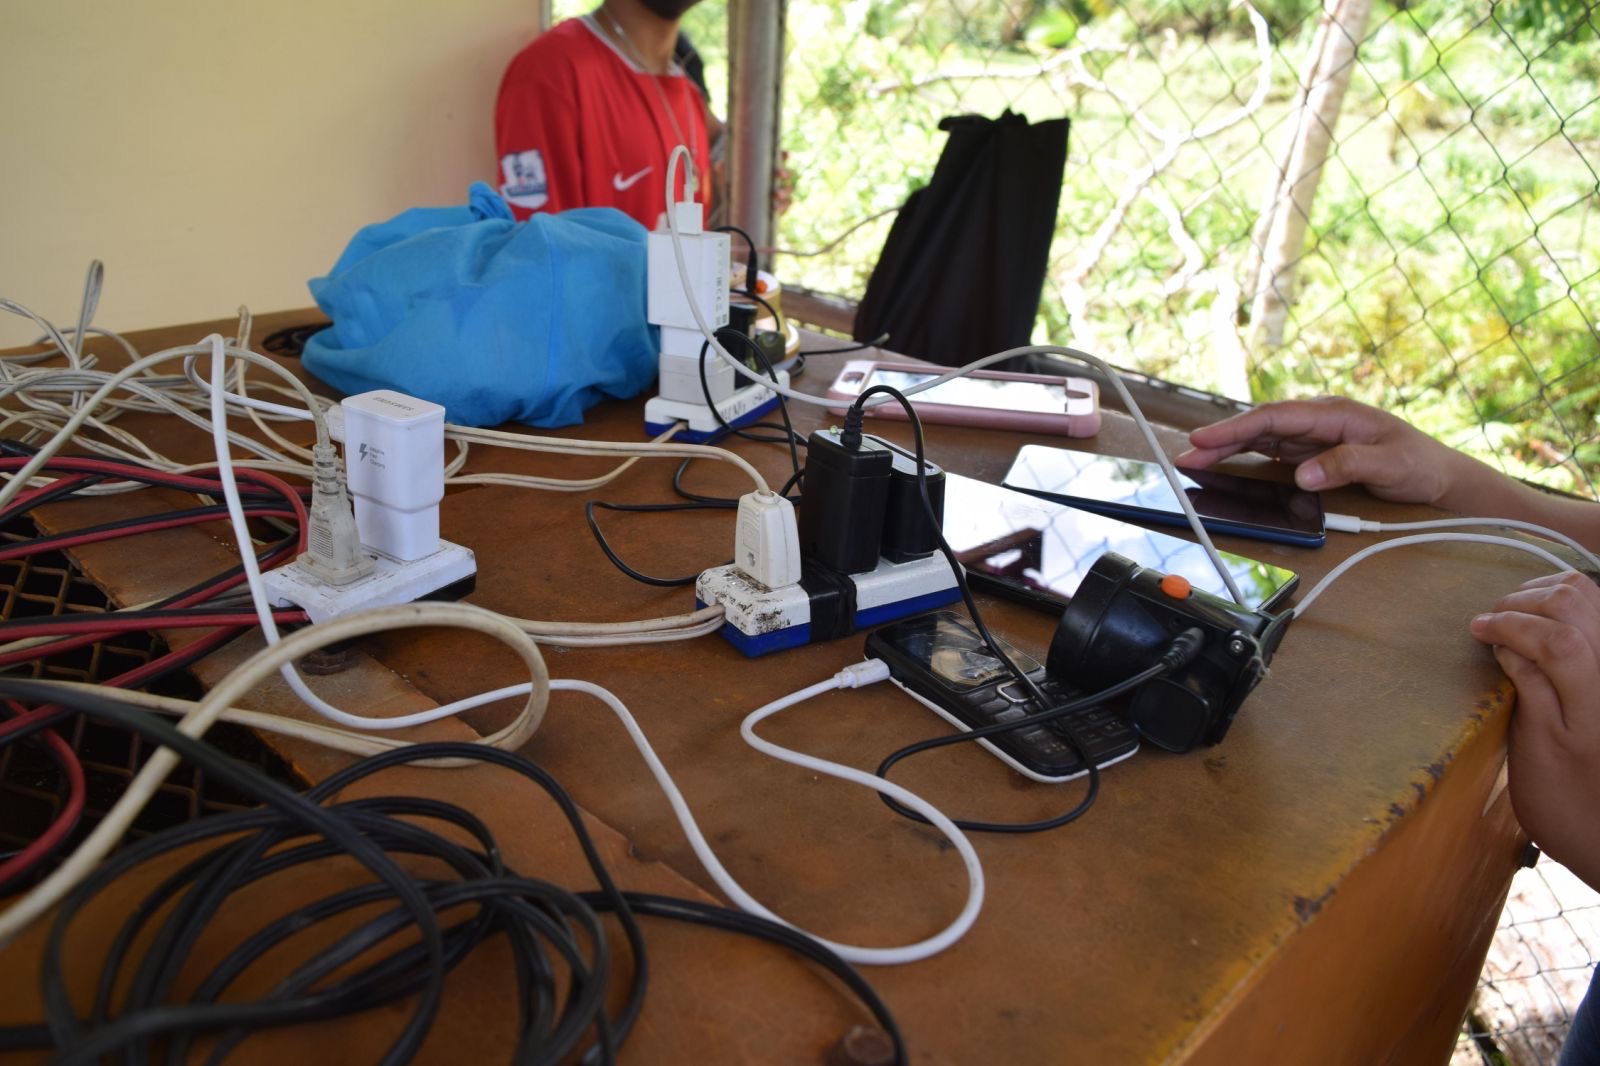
[734,490,801,589]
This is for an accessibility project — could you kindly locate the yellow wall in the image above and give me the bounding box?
[0,1,538,347]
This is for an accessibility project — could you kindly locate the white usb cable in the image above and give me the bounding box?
[552,659,985,966]
[1293,532,1579,616]
[1324,512,1599,572]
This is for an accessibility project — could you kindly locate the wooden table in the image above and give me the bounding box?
[0,311,1539,1063]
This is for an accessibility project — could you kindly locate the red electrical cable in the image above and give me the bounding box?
[0,624,250,889]
[0,456,311,550]
[0,507,301,563]
[0,610,306,649]
[0,540,302,670]
[5,472,98,513]
[0,726,85,890]
[0,455,317,885]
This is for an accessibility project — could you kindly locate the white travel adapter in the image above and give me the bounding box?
[647,201,731,405]
[264,388,476,622]
[734,490,801,590]
[341,390,445,561]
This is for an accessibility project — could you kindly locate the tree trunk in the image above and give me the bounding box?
[1244,0,1374,353]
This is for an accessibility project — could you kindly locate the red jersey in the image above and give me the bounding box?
[495,16,712,228]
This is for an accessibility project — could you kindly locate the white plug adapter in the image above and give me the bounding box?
[734,490,801,590]
[648,201,733,405]
[341,390,445,562]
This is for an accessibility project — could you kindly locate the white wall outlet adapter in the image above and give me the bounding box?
[264,541,476,624]
[734,490,801,589]
[263,388,477,622]
[342,390,445,562]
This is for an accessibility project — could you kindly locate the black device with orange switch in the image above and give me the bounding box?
[1046,552,1289,753]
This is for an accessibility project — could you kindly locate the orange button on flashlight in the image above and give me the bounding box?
[1159,573,1192,599]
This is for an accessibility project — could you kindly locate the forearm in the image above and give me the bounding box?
[1435,448,1600,552]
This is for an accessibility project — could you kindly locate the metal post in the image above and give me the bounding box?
[537,0,552,32]
[727,0,783,268]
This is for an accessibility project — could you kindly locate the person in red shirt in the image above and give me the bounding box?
[495,1,713,228]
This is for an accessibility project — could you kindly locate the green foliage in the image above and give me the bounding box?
[564,0,1599,498]
[1102,0,1324,38]
[1488,0,1600,46]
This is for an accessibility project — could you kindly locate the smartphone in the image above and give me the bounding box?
[826,360,1101,437]
[1003,444,1326,548]
[939,473,1300,615]
[864,610,1138,782]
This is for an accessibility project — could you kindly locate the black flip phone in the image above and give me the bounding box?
[864,611,1138,782]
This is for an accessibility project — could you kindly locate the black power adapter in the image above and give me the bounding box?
[798,428,893,574]
[870,435,944,562]
[799,425,946,573]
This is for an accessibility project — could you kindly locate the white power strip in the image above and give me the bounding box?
[644,369,791,442]
[697,552,962,656]
[263,540,476,624]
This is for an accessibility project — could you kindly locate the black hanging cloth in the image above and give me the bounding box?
[853,110,1070,366]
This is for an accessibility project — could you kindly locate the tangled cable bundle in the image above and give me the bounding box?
[0,678,905,1065]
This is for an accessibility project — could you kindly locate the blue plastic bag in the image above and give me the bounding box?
[302,182,656,428]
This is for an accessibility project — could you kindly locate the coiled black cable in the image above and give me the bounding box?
[0,680,906,1065]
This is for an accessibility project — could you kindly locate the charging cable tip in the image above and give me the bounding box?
[1161,627,1208,670]
[836,659,893,688]
[840,404,865,451]
[1324,512,1377,534]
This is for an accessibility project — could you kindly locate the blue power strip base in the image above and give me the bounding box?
[643,397,782,443]
[696,554,963,657]
[643,373,788,444]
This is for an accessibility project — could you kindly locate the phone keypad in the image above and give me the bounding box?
[975,673,1137,776]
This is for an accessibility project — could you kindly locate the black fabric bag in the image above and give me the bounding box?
[853,110,1070,366]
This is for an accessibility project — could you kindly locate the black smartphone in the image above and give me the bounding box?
[939,473,1300,615]
[864,610,1138,782]
[1003,444,1326,548]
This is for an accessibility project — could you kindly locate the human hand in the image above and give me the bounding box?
[1471,572,1600,892]
[1175,396,1465,505]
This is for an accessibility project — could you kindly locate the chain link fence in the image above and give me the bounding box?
[1455,861,1600,1065]
[772,0,1600,500]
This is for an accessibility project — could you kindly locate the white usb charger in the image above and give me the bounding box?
[340,390,446,561]
[647,201,731,405]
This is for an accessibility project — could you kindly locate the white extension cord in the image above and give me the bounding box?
[555,661,984,966]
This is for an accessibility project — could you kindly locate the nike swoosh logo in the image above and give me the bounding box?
[613,167,652,191]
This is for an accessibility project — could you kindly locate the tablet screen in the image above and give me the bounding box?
[940,473,1298,612]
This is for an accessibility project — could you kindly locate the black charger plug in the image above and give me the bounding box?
[798,416,892,574]
[864,433,944,562]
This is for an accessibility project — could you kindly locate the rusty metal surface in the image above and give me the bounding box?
[0,312,1534,1063]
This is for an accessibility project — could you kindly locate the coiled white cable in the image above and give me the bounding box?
[0,599,549,947]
